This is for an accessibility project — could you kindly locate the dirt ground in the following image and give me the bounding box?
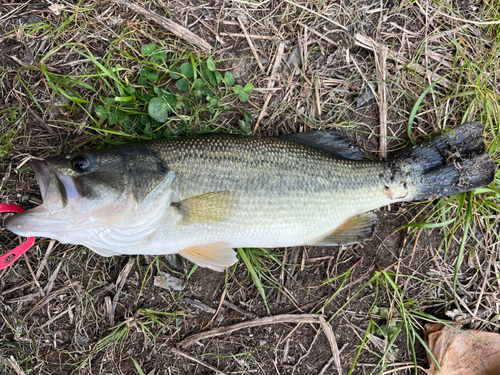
[1,1,499,374]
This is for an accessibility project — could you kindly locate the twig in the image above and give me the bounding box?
[435,10,500,25]
[23,254,45,297]
[254,41,285,131]
[110,258,135,325]
[283,0,347,31]
[237,16,264,71]
[44,253,66,294]
[0,356,26,375]
[179,313,323,347]
[297,22,339,47]
[319,316,342,375]
[219,32,274,40]
[199,289,226,331]
[314,77,322,118]
[110,0,212,52]
[374,42,388,159]
[171,348,229,375]
[39,304,75,329]
[222,300,258,319]
[317,356,336,375]
[183,298,216,314]
[35,240,55,279]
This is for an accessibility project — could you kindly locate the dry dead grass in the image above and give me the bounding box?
[1,0,499,374]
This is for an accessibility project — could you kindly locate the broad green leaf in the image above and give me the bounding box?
[108,111,117,126]
[238,92,249,102]
[169,68,182,80]
[224,71,235,86]
[180,63,194,78]
[239,119,250,133]
[207,71,218,86]
[140,115,151,126]
[194,78,205,90]
[194,90,203,99]
[141,43,157,55]
[233,85,244,94]
[150,51,166,63]
[148,97,169,122]
[147,73,158,82]
[175,78,189,91]
[209,97,218,106]
[243,82,254,93]
[207,56,216,71]
[214,71,223,85]
[95,105,108,120]
[116,109,127,122]
[241,108,252,122]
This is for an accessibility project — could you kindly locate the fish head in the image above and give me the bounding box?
[5,144,169,240]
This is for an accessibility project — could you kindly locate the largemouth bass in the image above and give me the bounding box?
[5,122,495,271]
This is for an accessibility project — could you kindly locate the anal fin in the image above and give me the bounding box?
[179,242,237,272]
[311,212,378,246]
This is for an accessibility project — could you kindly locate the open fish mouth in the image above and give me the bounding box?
[4,159,80,237]
[29,159,69,209]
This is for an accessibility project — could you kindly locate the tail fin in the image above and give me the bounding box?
[397,122,495,200]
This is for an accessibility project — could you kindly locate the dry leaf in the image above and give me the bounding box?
[425,323,500,375]
[49,4,65,15]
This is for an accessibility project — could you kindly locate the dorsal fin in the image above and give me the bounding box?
[310,212,378,246]
[280,130,365,161]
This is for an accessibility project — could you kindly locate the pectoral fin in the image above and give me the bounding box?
[179,242,237,272]
[311,212,378,246]
[172,191,235,225]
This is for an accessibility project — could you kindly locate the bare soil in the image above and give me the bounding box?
[1,1,499,374]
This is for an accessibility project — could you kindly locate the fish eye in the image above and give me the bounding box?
[71,157,90,171]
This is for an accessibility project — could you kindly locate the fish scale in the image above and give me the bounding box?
[5,122,495,271]
[144,136,397,250]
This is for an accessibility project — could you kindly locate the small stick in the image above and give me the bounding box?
[219,32,274,40]
[0,356,26,375]
[296,21,338,47]
[35,240,56,279]
[23,254,45,297]
[314,77,322,118]
[179,313,323,347]
[319,316,342,375]
[44,253,66,294]
[237,16,264,72]
[171,348,229,375]
[110,258,135,325]
[222,300,258,319]
[110,0,212,52]
[254,41,286,131]
[199,289,226,331]
[375,43,388,159]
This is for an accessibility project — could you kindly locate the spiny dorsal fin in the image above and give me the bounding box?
[280,130,365,161]
[172,191,235,225]
[179,242,237,272]
[311,212,378,246]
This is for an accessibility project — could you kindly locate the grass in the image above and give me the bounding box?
[0,0,499,374]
